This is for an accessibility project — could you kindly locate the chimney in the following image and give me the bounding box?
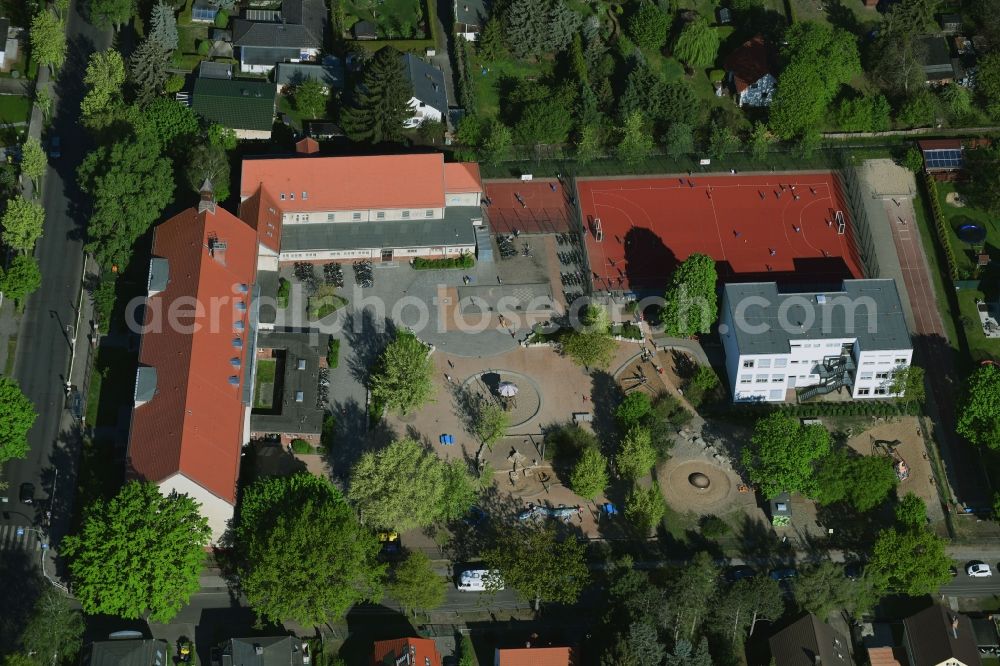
[199,178,216,214]
[296,137,320,154]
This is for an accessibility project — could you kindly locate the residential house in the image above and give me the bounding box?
[191,78,276,139]
[918,138,964,180]
[352,19,377,39]
[218,637,311,666]
[769,614,851,666]
[903,605,982,666]
[723,36,777,107]
[233,0,325,73]
[400,53,447,128]
[494,646,576,665]
[454,0,488,41]
[238,153,482,263]
[371,638,442,666]
[919,35,963,85]
[719,279,914,402]
[82,639,169,666]
[275,58,344,94]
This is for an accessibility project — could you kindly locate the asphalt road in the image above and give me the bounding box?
[0,3,110,545]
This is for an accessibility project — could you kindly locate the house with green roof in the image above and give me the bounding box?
[192,78,276,140]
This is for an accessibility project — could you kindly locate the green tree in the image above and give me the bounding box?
[88,0,136,30]
[129,38,172,106]
[81,50,127,123]
[208,123,238,150]
[20,137,46,189]
[576,124,603,163]
[478,19,506,61]
[30,10,67,72]
[664,122,694,159]
[504,0,580,59]
[665,637,712,666]
[185,141,231,202]
[389,551,446,614]
[370,330,434,414]
[349,439,475,530]
[978,52,1000,119]
[62,481,210,622]
[560,328,616,368]
[665,551,719,640]
[889,364,925,403]
[868,527,952,597]
[742,413,831,498]
[897,88,939,127]
[627,1,671,51]
[792,561,854,617]
[570,446,609,500]
[708,123,739,160]
[294,80,329,119]
[615,111,653,166]
[957,363,1000,447]
[137,98,201,155]
[618,427,657,480]
[482,523,589,610]
[0,255,42,308]
[78,133,173,270]
[457,635,476,666]
[473,398,508,449]
[35,88,53,122]
[149,1,178,50]
[515,97,574,146]
[811,450,898,511]
[895,492,927,528]
[662,253,718,337]
[0,376,36,467]
[237,474,384,626]
[941,83,973,120]
[616,391,652,429]
[835,94,890,132]
[748,121,771,161]
[342,47,412,144]
[673,17,719,68]
[2,196,45,254]
[20,587,85,666]
[482,120,513,165]
[713,575,784,643]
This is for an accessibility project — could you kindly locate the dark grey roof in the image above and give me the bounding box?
[199,61,233,79]
[972,618,1000,648]
[275,60,344,89]
[769,615,850,666]
[904,606,982,666]
[240,45,303,66]
[84,640,169,666]
[455,0,488,28]
[0,19,10,45]
[135,367,158,403]
[248,334,324,436]
[722,279,912,355]
[192,78,276,132]
[305,120,344,137]
[233,0,323,48]
[919,35,953,75]
[280,207,479,252]
[400,53,447,113]
[256,269,278,324]
[148,257,169,292]
[352,20,377,38]
[222,637,307,666]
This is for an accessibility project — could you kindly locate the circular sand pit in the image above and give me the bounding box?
[660,459,735,514]
[461,370,541,428]
[945,192,966,207]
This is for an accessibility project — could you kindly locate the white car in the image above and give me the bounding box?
[457,568,504,592]
[967,562,993,578]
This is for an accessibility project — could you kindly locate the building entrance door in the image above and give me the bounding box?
[381,249,393,261]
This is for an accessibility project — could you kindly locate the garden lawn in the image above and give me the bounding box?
[956,289,1000,363]
[344,0,428,38]
[0,95,30,124]
[472,54,550,119]
[937,182,1000,276]
[787,0,878,30]
[254,358,276,409]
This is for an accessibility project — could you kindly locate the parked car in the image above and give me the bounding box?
[724,565,756,582]
[377,530,402,561]
[456,568,503,592]
[769,567,797,581]
[844,561,864,580]
[48,136,60,159]
[19,482,33,505]
[967,562,993,578]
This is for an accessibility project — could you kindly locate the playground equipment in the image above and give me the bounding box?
[872,438,910,481]
[518,503,582,523]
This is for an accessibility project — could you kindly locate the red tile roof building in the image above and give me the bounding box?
[494,646,577,666]
[128,194,259,540]
[724,36,777,107]
[371,638,442,666]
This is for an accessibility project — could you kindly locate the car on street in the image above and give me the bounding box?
[724,565,756,582]
[769,567,797,581]
[19,482,34,504]
[967,562,993,578]
[48,136,61,159]
[457,568,503,591]
[377,530,402,561]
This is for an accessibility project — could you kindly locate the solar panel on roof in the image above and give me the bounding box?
[923,148,963,169]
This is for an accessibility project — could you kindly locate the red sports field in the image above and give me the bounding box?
[484,179,573,234]
[578,173,865,292]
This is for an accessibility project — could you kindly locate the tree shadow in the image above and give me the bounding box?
[340,605,420,663]
[814,501,892,557]
[323,396,398,484]
[0,547,43,655]
[734,513,790,566]
[193,606,283,666]
[342,307,396,385]
[621,226,678,293]
[589,370,621,447]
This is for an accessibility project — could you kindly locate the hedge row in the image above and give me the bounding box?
[413,254,475,269]
[923,174,960,282]
[714,399,921,420]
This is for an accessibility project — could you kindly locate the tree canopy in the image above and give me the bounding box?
[616,391,652,430]
[672,17,720,68]
[742,413,831,498]
[149,1,178,50]
[0,256,42,307]
[503,0,581,59]
[627,2,671,52]
[664,551,720,640]
[342,47,412,144]
[2,196,45,254]
[570,446,609,500]
[62,481,210,622]
[389,551,446,614]
[19,587,85,666]
[868,526,952,597]
[129,38,172,106]
[957,363,1000,447]
[369,329,435,414]
[811,449,898,511]
[185,141,231,202]
[483,524,589,610]
[895,492,927,528]
[792,561,856,618]
[349,439,476,530]
[617,426,657,480]
[81,50,127,124]
[662,253,718,337]
[20,137,46,188]
[294,80,329,119]
[237,474,384,626]
[30,10,67,72]
[88,0,136,30]
[0,376,36,465]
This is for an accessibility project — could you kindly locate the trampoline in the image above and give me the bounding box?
[958,223,988,245]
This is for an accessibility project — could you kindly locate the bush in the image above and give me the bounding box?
[214,9,229,27]
[923,174,959,282]
[197,40,211,56]
[321,414,335,451]
[327,337,340,368]
[699,514,731,538]
[92,275,117,333]
[290,438,312,454]
[412,253,475,270]
[165,74,185,93]
[616,391,652,429]
[625,485,665,534]
[277,277,290,308]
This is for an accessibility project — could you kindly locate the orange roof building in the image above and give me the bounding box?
[494,646,577,666]
[723,36,777,107]
[371,638,442,666]
[239,153,482,264]
[128,190,259,540]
